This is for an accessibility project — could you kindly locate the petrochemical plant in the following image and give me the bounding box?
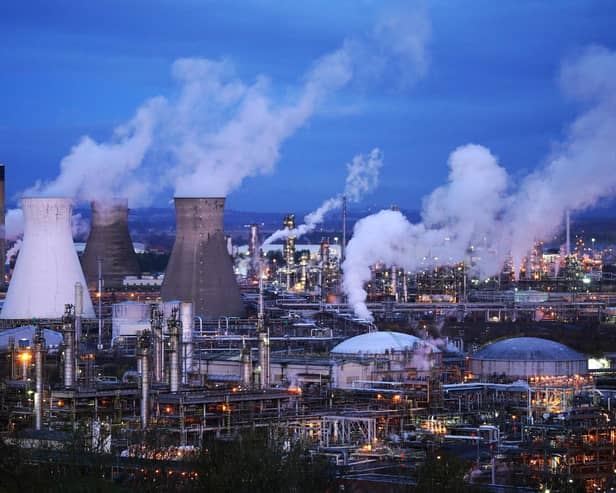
[4,164,616,492]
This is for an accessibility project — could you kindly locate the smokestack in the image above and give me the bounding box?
[0,164,5,286]
[33,325,45,430]
[62,304,75,389]
[180,302,193,385]
[161,198,243,319]
[341,195,347,264]
[1,198,95,319]
[566,209,571,256]
[137,330,151,429]
[81,199,140,289]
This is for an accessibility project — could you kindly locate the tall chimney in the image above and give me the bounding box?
[1,198,95,319]
[161,198,243,319]
[81,199,140,289]
[180,301,193,384]
[0,164,5,286]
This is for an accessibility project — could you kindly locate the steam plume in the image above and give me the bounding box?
[343,45,616,319]
[20,7,429,207]
[262,148,383,247]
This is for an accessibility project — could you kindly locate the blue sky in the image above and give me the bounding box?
[2,0,616,212]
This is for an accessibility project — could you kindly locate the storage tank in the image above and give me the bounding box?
[1,198,95,319]
[81,198,140,289]
[161,197,243,319]
[469,337,587,379]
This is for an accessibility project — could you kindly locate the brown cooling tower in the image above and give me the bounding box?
[81,199,140,289]
[161,197,243,319]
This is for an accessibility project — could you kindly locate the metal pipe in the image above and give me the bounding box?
[151,306,164,383]
[137,330,151,429]
[62,304,75,388]
[168,307,181,393]
[180,302,193,385]
[258,329,270,389]
[74,282,83,355]
[241,337,252,388]
[34,325,45,430]
[97,257,103,350]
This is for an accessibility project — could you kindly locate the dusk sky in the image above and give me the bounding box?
[2,0,616,212]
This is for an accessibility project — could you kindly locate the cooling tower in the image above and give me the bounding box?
[161,198,243,319]
[1,198,95,319]
[81,199,140,289]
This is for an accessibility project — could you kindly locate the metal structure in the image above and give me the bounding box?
[33,325,45,430]
[81,199,140,289]
[161,197,243,319]
[168,307,181,393]
[0,164,5,285]
[1,198,95,319]
[62,304,75,389]
[180,302,194,384]
[137,330,152,429]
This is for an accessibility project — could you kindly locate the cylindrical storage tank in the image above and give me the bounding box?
[469,337,587,379]
[81,198,141,289]
[1,198,95,319]
[161,197,243,319]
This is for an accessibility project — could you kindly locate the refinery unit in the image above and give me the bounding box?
[4,176,616,491]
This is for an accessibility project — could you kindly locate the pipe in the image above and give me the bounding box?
[97,256,103,350]
[241,338,252,388]
[62,304,75,388]
[168,307,181,393]
[151,306,164,383]
[258,329,270,389]
[137,330,151,429]
[180,302,193,385]
[74,282,83,355]
[34,325,45,430]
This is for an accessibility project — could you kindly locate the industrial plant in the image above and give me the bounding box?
[1,162,616,492]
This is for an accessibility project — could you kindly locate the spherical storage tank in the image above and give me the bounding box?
[469,337,587,379]
[331,331,442,367]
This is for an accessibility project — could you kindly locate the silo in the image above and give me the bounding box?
[81,199,140,289]
[161,198,243,319]
[1,198,95,319]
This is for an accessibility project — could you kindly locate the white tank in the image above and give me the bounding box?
[1,198,95,319]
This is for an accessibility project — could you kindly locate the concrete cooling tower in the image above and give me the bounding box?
[1,198,95,319]
[161,197,243,319]
[81,199,140,289]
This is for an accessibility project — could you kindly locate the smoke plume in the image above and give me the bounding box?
[262,148,384,247]
[343,45,616,319]
[20,7,429,208]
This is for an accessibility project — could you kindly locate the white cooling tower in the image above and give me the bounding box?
[1,198,95,319]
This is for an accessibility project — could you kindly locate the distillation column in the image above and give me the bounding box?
[33,325,45,430]
[62,304,75,389]
[137,330,152,429]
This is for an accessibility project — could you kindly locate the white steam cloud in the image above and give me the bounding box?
[262,148,384,247]
[20,6,429,209]
[344,45,616,319]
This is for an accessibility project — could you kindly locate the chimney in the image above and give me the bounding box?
[137,330,151,429]
[161,198,243,319]
[81,199,140,289]
[0,164,5,286]
[1,198,95,319]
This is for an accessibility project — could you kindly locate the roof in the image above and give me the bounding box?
[331,331,439,356]
[472,337,585,362]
